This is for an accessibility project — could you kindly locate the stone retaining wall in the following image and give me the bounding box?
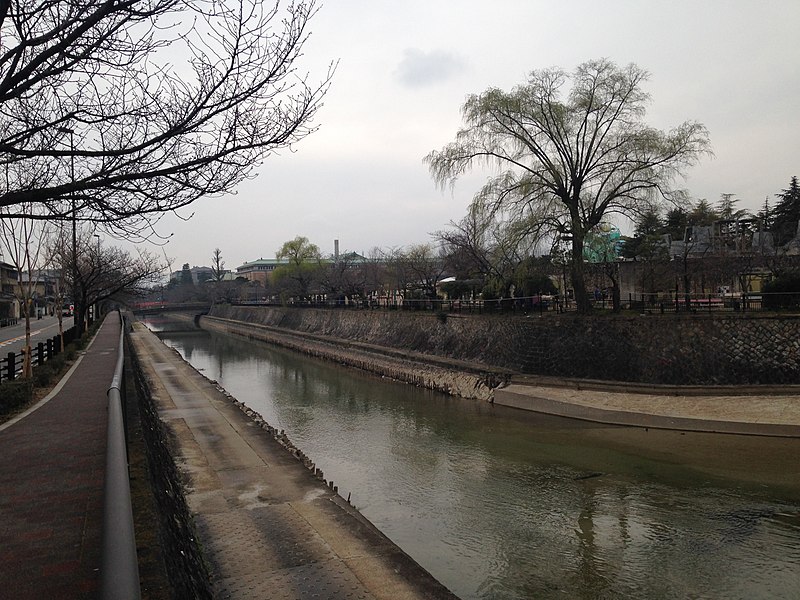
[208,305,800,385]
[200,314,502,400]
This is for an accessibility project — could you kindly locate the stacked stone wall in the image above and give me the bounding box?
[208,305,800,385]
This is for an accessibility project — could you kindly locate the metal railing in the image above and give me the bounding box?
[101,314,140,599]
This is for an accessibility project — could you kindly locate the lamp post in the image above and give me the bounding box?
[57,127,78,332]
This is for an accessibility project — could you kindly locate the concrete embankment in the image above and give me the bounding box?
[196,306,800,437]
[494,381,800,437]
[129,322,458,599]
[200,313,509,400]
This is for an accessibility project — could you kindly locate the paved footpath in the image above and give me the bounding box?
[0,315,120,599]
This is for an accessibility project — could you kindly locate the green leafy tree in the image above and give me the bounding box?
[274,236,322,301]
[688,199,719,226]
[621,208,664,260]
[716,194,749,221]
[664,207,689,241]
[426,59,710,313]
[772,176,800,246]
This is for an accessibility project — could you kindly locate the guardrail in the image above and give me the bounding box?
[101,314,141,600]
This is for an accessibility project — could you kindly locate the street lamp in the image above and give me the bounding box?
[57,127,78,330]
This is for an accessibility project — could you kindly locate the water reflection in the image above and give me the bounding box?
[146,318,800,600]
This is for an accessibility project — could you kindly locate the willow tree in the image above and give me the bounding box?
[426,59,711,313]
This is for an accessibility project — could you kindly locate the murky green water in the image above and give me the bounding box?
[146,317,800,600]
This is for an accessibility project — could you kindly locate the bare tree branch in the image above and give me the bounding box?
[0,0,333,239]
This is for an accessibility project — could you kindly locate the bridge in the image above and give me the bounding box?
[130,301,211,315]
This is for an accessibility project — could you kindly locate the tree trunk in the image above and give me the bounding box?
[612,280,621,313]
[683,270,691,312]
[606,263,622,313]
[571,235,590,313]
[23,305,32,378]
[75,284,88,336]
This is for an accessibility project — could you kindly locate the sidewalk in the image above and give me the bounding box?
[0,315,120,599]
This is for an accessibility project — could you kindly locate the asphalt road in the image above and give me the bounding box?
[0,315,74,357]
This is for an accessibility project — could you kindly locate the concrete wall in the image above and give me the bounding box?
[208,305,800,385]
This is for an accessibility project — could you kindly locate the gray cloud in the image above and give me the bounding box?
[394,48,466,87]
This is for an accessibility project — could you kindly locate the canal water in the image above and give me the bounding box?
[145,317,800,600]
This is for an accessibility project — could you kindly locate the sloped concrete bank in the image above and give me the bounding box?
[199,313,510,401]
[207,304,800,385]
[129,338,214,599]
[129,322,459,599]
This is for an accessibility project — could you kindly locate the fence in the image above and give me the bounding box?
[1,326,78,384]
[230,290,800,316]
[625,292,770,314]
[235,294,557,315]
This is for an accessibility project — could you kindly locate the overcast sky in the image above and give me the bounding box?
[145,0,800,271]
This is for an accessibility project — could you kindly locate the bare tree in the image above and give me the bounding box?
[436,202,542,297]
[47,226,71,350]
[0,0,332,238]
[320,250,368,304]
[51,227,165,327]
[0,205,50,377]
[426,59,711,313]
[390,243,447,306]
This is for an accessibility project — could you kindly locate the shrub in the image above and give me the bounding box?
[0,380,33,414]
[33,364,55,387]
[763,276,800,309]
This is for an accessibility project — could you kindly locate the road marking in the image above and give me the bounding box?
[0,322,63,348]
[1,330,45,348]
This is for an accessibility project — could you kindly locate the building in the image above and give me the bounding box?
[235,258,288,285]
[21,269,61,317]
[0,261,19,320]
[169,265,226,285]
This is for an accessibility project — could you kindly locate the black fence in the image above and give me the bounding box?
[234,294,557,315]
[1,325,78,384]
[232,290,800,316]
[625,293,768,314]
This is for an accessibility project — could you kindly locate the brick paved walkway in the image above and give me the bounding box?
[0,315,120,599]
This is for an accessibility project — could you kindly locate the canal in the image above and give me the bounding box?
[145,316,800,600]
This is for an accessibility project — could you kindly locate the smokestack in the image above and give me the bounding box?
[334,239,339,263]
